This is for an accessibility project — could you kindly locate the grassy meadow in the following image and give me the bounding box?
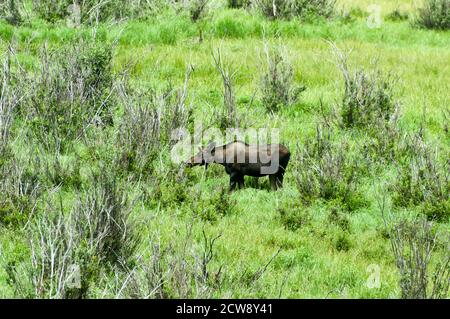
[0,0,449,298]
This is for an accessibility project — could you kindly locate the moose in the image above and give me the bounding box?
[185,141,291,191]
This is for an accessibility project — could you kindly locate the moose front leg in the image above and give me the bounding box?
[237,175,244,189]
[229,172,243,192]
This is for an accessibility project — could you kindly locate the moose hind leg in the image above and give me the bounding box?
[276,172,284,189]
[269,174,278,191]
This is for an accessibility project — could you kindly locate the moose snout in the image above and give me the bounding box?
[184,160,194,168]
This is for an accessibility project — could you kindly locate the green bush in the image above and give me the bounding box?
[115,68,192,178]
[150,171,191,208]
[332,44,398,130]
[196,187,236,223]
[294,125,365,211]
[0,0,23,25]
[255,0,335,21]
[0,53,17,155]
[0,197,29,227]
[340,70,398,129]
[260,45,305,113]
[188,0,210,22]
[26,40,114,152]
[327,208,350,231]
[278,202,311,231]
[415,0,450,30]
[0,22,14,41]
[32,0,163,24]
[386,8,409,22]
[392,133,449,221]
[227,0,250,8]
[381,212,450,299]
[5,171,138,298]
[361,114,402,163]
[334,232,351,252]
[32,0,69,23]
[0,152,41,229]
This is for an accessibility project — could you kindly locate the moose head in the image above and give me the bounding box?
[184,142,216,168]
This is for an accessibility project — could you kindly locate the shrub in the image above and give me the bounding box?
[330,43,403,163]
[361,112,402,163]
[255,0,335,20]
[330,42,399,130]
[188,0,210,22]
[380,204,450,299]
[0,52,40,228]
[212,48,240,130]
[32,0,73,23]
[227,0,250,8]
[0,148,41,227]
[115,66,192,177]
[260,44,305,113]
[0,195,32,227]
[116,87,164,177]
[392,132,449,221]
[334,232,351,252]
[19,139,84,190]
[327,208,350,231]
[115,228,223,298]
[32,0,163,24]
[0,0,23,25]
[72,172,138,268]
[3,206,93,298]
[341,70,397,129]
[148,163,193,208]
[5,171,138,298]
[340,70,397,129]
[185,187,236,223]
[25,41,114,152]
[294,124,365,211]
[415,0,450,30]
[278,202,311,231]
[209,186,236,218]
[386,8,409,22]
[0,50,18,156]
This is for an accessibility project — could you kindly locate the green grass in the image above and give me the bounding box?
[0,2,449,298]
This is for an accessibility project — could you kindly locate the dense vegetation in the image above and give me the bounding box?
[0,0,448,298]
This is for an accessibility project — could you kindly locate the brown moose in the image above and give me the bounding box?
[185,141,290,191]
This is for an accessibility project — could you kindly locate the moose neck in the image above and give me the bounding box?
[207,145,226,166]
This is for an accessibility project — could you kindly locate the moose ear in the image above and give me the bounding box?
[206,141,216,152]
